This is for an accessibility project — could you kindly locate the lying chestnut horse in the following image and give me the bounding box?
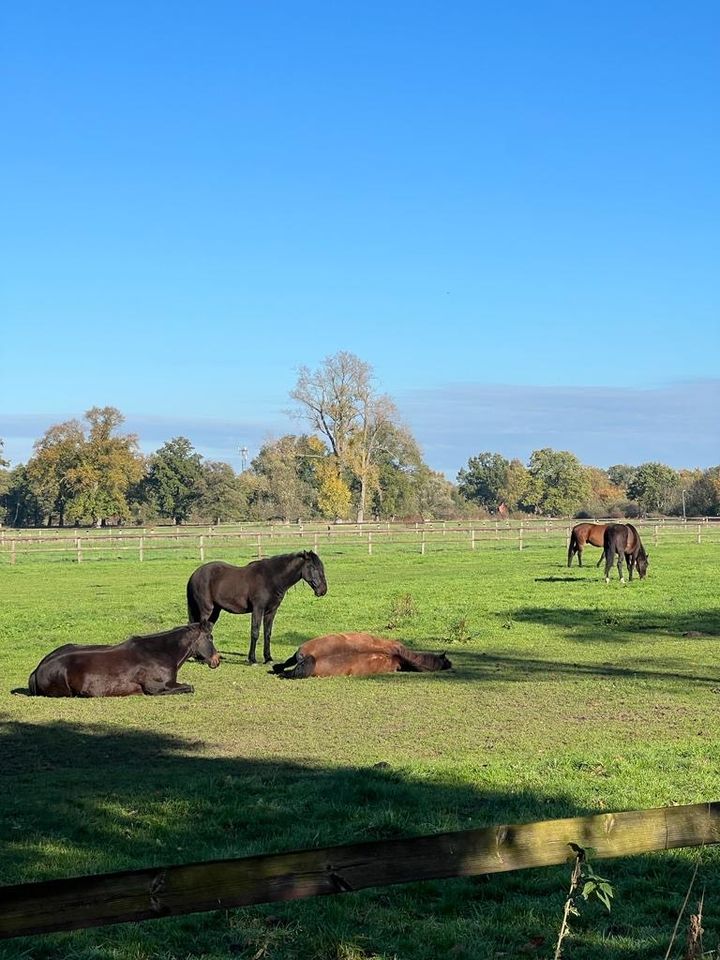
[27,621,220,697]
[603,523,649,583]
[567,523,608,567]
[272,632,452,679]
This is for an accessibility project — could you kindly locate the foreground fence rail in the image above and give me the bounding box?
[1,518,718,564]
[1,802,718,940]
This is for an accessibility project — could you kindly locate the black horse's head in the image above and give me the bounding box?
[301,551,328,597]
[437,652,453,670]
[191,621,221,668]
[636,550,649,579]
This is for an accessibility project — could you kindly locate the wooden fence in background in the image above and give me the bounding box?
[0,518,718,565]
[1,801,718,940]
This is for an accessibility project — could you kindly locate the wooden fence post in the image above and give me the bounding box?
[421,529,426,555]
[470,528,475,550]
[697,524,702,544]
[654,524,659,546]
[368,532,372,556]
[76,538,82,563]
[10,540,15,565]
[314,533,318,552]
[518,523,523,551]
[199,536,205,563]
[256,534,262,558]
[139,537,144,562]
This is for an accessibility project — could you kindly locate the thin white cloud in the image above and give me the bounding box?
[398,379,720,476]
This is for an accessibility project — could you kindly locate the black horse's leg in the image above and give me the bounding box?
[272,652,298,675]
[276,655,316,680]
[604,548,614,583]
[262,606,280,663]
[248,608,263,664]
[627,553,635,581]
[567,540,575,567]
[617,552,625,583]
[143,681,194,695]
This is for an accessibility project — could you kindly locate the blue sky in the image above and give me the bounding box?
[2,1,718,476]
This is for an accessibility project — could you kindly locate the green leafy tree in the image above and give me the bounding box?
[1,466,46,527]
[144,437,204,523]
[457,453,511,511]
[522,448,591,516]
[607,464,637,494]
[195,461,248,523]
[247,435,321,520]
[684,466,720,517]
[627,461,680,514]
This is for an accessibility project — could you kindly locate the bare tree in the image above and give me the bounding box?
[290,352,398,521]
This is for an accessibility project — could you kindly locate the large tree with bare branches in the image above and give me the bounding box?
[290,352,398,521]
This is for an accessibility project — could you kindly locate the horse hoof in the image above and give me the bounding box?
[247,660,258,666]
[605,578,609,584]
[264,657,274,664]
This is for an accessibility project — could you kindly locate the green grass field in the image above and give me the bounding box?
[1,539,720,959]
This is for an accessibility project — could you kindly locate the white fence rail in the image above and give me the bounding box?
[1,518,718,565]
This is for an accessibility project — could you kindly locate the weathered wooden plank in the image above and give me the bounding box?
[1,802,718,940]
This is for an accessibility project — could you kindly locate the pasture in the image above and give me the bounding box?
[1,538,720,959]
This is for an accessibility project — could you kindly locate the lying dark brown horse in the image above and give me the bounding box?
[186,550,328,664]
[603,523,649,583]
[272,632,452,679]
[27,621,220,697]
[568,523,608,567]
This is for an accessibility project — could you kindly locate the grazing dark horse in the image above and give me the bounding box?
[272,632,452,679]
[567,523,608,567]
[603,523,649,583]
[186,550,328,664]
[27,621,220,697]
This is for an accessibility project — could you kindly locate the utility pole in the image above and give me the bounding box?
[240,446,248,472]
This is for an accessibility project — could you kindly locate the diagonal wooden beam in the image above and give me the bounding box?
[2,802,719,940]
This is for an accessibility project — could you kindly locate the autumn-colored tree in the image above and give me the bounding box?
[26,420,85,525]
[291,352,398,521]
[65,407,144,525]
[247,435,322,520]
[316,458,352,520]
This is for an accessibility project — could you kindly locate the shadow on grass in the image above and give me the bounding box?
[1,717,718,960]
[512,606,720,642]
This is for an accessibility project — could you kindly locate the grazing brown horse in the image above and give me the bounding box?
[186,551,328,664]
[603,523,649,583]
[27,621,220,697]
[567,523,608,567]
[272,632,452,679]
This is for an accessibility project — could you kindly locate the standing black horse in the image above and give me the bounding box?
[603,523,649,583]
[186,550,328,664]
[28,621,220,697]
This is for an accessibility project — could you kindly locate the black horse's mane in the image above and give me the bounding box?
[127,622,205,643]
[251,550,320,568]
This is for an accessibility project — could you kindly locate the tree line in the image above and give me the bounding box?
[1,353,718,527]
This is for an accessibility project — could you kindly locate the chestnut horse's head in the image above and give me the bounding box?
[437,652,453,670]
[301,551,328,597]
[192,620,221,669]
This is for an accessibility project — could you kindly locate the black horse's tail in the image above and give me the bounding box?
[186,577,201,624]
[567,530,579,567]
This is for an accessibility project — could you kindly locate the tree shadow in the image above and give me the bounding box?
[512,606,720,643]
[1,717,718,959]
